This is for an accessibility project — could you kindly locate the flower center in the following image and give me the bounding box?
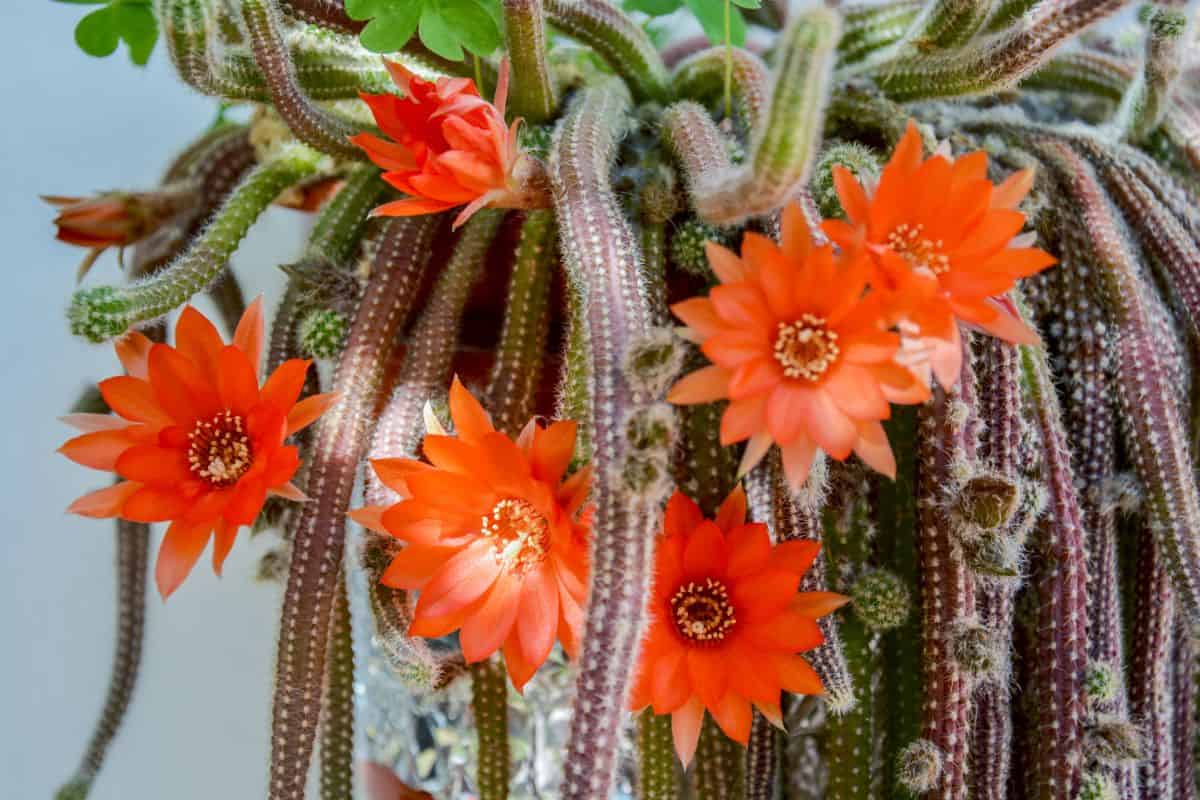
[481,498,550,573]
[774,314,840,381]
[187,410,253,487]
[887,223,950,275]
[671,578,737,644]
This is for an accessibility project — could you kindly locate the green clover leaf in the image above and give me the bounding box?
[55,0,158,66]
[347,0,502,61]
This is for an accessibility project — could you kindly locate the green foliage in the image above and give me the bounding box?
[623,0,761,47]
[55,0,157,66]
[345,0,503,61]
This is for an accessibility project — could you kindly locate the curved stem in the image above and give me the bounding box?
[543,0,670,102]
[503,0,557,123]
[318,575,354,800]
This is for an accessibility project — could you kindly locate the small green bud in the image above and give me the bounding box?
[299,307,347,359]
[68,286,132,343]
[811,141,881,220]
[1077,771,1118,800]
[825,685,858,716]
[850,569,911,631]
[669,217,737,277]
[963,531,1023,578]
[256,548,290,583]
[897,739,942,794]
[639,165,681,224]
[519,123,554,160]
[625,404,677,453]
[55,780,91,800]
[621,454,670,498]
[1083,660,1119,707]
[950,622,1005,680]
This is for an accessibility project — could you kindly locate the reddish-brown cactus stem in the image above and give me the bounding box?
[1164,98,1200,172]
[267,216,436,800]
[1120,4,1190,143]
[1086,149,1200,342]
[549,84,661,800]
[660,102,734,221]
[365,211,503,505]
[241,0,363,159]
[1171,614,1197,800]
[318,575,354,800]
[744,713,778,800]
[1129,521,1176,799]
[56,514,150,800]
[1021,333,1091,800]
[915,376,978,799]
[971,336,1023,800]
[1041,141,1200,625]
[670,46,771,134]
[484,211,556,435]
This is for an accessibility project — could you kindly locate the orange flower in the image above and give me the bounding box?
[629,488,847,765]
[44,190,193,279]
[667,202,929,489]
[822,121,1056,388]
[349,379,592,691]
[351,60,545,229]
[60,299,335,598]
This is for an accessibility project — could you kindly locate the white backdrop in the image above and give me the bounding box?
[0,4,309,798]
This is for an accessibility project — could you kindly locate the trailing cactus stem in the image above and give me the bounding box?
[550,83,662,800]
[305,165,386,264]
[1129,521,1175,798]
[638,713,679,800]
[908,0,996,50]
[267,217,436,800]
[1119,5,1189,143]
[503,0,557,123]
[838,0,922,66]
[915,376,978,799]
[661,102,733,221]
[1020,335,1091,799]
[670,47,771,133]
[825,612,879,799]
[485,210,556,434]
[1170,614,1196,800]
[744,712,778,800]
[69,147,323,342]
[318,573,354,800]
[1042,142,1200,626]
[471,657,511,800]
[240,0,363,159]
[695,8,840,224]
[693,716,746,800]
[543,0,670,102]
[56,515,149,800]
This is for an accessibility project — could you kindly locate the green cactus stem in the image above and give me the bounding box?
[549,83,663,799]
[69,146,323,342]
[638,712,679,800]
[1119,5,1190,143]
[838,0,923,66]
[694,8,840,224]
[471,657,511,800]
[671,46,770,134]
[1041,141,1200,627]
[240,0,363,159]
[906,0,997,51]
[544,0,670,103]
[1171,614,1197,800]
[267,216,437,800]
[914,367,978,800]
[1128,520,1176,797]
[863,0,1134,100]
[1020,324,1091,799]
[693,715,746,799]
[504,0,557,123]
[484,210,556,434]
[318,574,354,800]
[55,514,149,800]
[1022,50,1130,103]
[984,0,1039,31]
[745,713,778,800]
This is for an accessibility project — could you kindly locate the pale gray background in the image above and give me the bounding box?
[1,4,309,798]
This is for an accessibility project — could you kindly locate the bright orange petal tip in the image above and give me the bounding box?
[59,303,334,598]
[350,381,592,689]
[632,487,830,762]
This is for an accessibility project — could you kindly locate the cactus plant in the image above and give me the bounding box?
[45,1,1200,798]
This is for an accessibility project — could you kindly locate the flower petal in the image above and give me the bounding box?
[416,539,501,618]
[156,519,212,599]
[710,692,752,745]
[668,365,732,405]
[115,331,154,379]
[460,573,522,662]
[286,392,337,435]
[671,697,705,767]
[516,564,560,671]
[67,481,142,518]
[260,359,312,413]
[234,296,265,380]
[448,377,494,442]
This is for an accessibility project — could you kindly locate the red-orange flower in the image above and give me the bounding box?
[667,202,929,489]
[823,121,1056,388]
[629,488,847,764]
[349,379,592,691]
[351,60,545,229]
[60,299,335,598]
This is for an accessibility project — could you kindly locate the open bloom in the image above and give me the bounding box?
[60,299,335,598]
[351,60,545,228]
[629,488,847,765]
[349,379,592,691]
[822,120,1056,387]
[667,202,929,489]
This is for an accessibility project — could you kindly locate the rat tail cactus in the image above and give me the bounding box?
[46,0,1200,797]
